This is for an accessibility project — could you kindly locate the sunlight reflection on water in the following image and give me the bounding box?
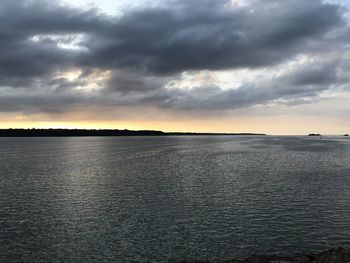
[0,136,350,262]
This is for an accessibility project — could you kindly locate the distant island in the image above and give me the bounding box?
[0,129,266,137]
[308,133,322,136]
[307,133,349,137]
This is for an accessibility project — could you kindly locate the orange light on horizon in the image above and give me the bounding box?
[0,109,349,135]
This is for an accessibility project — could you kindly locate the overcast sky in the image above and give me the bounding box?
[0,0,349,134]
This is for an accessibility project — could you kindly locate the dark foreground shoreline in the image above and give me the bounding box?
[0,128,266,137]
[178,247,350,263]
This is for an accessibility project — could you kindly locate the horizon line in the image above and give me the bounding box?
[0,128,348,137]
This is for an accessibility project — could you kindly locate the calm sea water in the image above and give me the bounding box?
[1,136,350,262]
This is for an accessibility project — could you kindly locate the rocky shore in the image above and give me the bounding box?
[179,247,350,263]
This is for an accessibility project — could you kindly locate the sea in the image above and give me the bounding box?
[1,136,350,262]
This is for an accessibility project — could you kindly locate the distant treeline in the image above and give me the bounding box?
[0,129,165,137]
[0,129,266,137]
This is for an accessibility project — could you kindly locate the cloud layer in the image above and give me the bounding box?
[0,0,349,115]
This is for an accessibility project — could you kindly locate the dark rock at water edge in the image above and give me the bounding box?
[177,247,350,263]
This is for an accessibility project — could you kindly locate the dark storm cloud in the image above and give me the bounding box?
[281,59,350,88]
[289,65,338,86]
[107,57,348,111]
[49,77,88,92]
[81,0,346,74]
[137,82,324,111]
[0,0,345,77]
[0,0,108,81]
[0,0,349,114]
[105,71,169,94]
[0,60,346,113]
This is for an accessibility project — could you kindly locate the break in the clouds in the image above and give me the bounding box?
[0,0,349,115]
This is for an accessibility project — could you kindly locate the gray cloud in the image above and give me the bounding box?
[0,0,349,115]
[0,0,108,81]
[105,71,169,94]
[103,57,349,111]
[81,0,346,74]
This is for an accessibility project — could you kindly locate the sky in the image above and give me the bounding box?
[0,0,349,134]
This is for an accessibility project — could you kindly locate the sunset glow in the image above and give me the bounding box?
[0,0,349,134]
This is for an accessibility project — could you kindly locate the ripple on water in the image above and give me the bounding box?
[0,136,350,262]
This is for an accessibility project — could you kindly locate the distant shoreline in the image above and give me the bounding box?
[0,129,266,137]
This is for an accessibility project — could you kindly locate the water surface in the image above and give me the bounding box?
[1,136,350,262]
